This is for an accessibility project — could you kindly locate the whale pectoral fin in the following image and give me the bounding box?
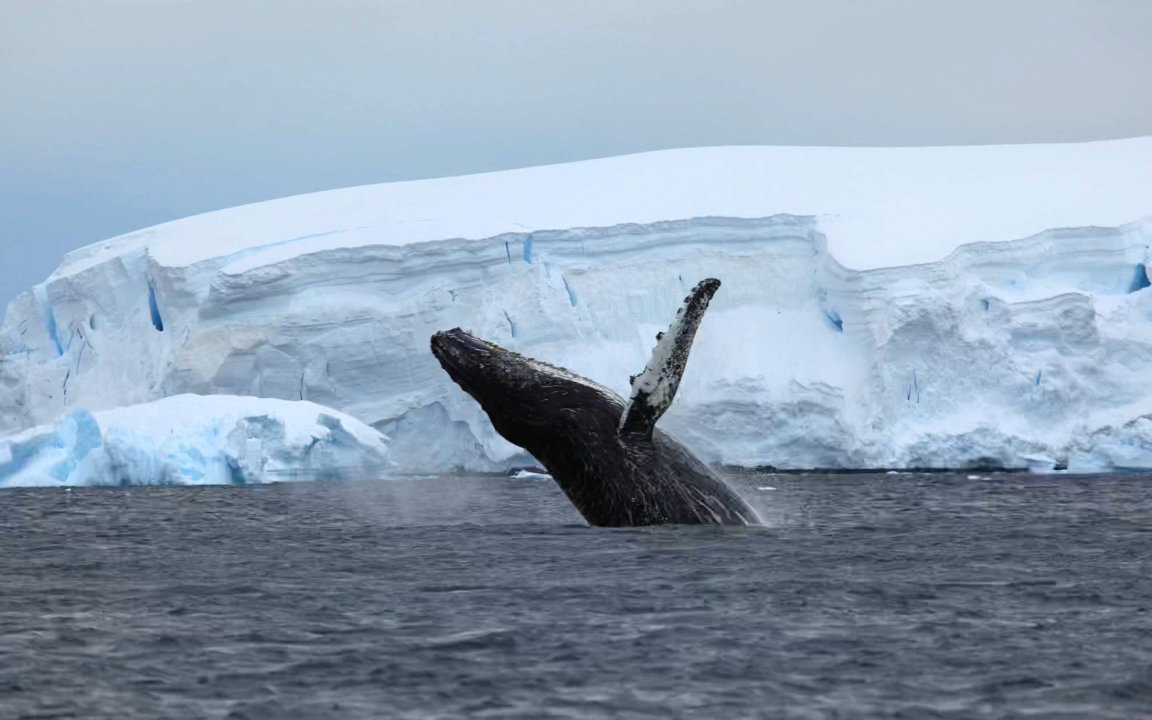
[619,278,721,438]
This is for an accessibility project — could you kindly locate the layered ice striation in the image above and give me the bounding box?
[0,394,392,487]
[3,139,1152,473]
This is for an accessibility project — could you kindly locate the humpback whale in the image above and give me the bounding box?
[430,278,761,527]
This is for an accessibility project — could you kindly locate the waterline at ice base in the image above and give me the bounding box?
[3,138,1152,478]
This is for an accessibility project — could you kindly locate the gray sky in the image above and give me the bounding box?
[3,0,1152,309]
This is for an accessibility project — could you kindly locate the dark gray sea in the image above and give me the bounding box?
[1,472,1149,719]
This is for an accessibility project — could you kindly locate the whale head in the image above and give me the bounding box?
[430,328,624,455]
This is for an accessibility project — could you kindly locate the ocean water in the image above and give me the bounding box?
[1,473,1149,719]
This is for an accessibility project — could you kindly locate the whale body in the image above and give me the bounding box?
[431,279,761,527]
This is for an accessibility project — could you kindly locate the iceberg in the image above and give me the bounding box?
[0,394,392,487]
[3,138,1152,473]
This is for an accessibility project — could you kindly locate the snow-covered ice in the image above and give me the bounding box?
[0,394,391,487]
[3,139,1152,473]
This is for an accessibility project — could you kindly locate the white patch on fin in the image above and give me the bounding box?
[619,278,720,436]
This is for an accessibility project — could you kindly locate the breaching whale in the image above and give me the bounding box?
[430,278,761,527]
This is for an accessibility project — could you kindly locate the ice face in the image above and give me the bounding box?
[3,141,1152,473]
[0,395,392,487]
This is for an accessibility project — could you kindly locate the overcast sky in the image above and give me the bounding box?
[3,0,1152,308]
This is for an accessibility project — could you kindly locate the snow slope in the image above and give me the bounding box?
[0,394,392,487]
[3,139,1152,472]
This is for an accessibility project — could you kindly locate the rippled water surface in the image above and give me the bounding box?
[1,473,1150,719]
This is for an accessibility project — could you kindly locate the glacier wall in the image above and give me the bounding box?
[3,214,1152,472]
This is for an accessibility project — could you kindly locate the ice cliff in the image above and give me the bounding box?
[3,139,1152,473]
[0,394,391,487]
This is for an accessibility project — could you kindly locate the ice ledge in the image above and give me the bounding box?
[45,137,1152,279]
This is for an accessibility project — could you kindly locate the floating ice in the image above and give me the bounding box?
[0,394,391,487]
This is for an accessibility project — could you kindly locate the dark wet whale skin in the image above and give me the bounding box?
[431,329,760,527]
